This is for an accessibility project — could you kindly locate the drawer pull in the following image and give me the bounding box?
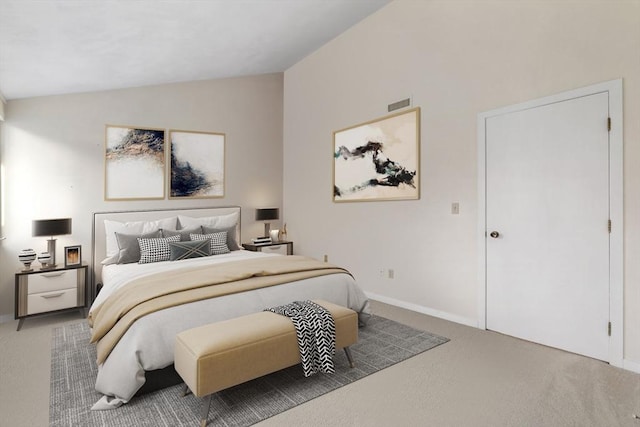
[42,272,66,278]
[41,292,64,299]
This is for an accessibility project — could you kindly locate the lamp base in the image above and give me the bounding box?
[47,239,57,267]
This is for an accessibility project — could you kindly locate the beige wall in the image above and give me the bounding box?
[0,73,284,319]
[283,0,640,364]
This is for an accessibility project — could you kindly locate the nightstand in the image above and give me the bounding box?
[242,241,293,255]
[15,264,88,331]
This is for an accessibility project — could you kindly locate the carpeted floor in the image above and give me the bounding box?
[50,315,448,426]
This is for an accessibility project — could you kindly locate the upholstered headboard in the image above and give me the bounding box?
[91,206,241,303]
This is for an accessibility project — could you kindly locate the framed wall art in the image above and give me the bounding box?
[64,245,81,267]
[104,125,166,200]
[333,107,420,202]
[169,130,225,199]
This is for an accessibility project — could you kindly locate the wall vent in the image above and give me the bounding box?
[387,98,411,112]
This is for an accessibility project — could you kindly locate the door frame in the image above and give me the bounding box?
[477,79,623,367]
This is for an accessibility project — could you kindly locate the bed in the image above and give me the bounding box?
[89,206,370,410]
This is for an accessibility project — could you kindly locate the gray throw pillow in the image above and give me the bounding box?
[161,226,202,241]
[169,239,211,261]
[202,225,241,251]
[115,230,162,264]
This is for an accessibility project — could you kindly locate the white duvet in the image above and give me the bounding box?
[89,250,370,410]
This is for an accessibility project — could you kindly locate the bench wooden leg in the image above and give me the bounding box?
[344,346,355,368]
[200,394,213,427]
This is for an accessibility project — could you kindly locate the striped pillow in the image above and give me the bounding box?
[137,235,181,264]
[190,231,230,255]
[169,239,211,261]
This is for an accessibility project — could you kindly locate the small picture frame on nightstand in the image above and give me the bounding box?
[64,245,82,267]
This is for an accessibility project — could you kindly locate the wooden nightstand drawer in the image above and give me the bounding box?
[260,244,288,255]
[15,264,88,330]
[28,270,76,294]
[27,288,78,315]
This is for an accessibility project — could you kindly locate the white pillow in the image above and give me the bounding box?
[177,212,239,229]
[104,217,178,259]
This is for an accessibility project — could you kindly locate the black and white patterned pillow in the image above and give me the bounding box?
[202,225,241,250]
[137,235,181,264]
[190,231,230,255]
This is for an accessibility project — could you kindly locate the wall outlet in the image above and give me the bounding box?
[323,254,328,263]
[388,269,395,279]
[451,202,460,215]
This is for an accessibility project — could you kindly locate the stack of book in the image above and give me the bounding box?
[251,237,272,245]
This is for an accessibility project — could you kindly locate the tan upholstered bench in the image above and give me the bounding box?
[174,299,358,427]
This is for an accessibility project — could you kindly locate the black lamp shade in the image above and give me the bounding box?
[32,218,72,237]
[255,208,279,221]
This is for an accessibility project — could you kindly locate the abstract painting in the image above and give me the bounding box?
[104,125,166,200]
[169,130,225,199]
[333,107,420,202]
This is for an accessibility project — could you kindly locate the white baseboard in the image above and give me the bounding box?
[366,292,640,375]
[623,358,640,374]
[365,291,477,328]
[0,313,14,324]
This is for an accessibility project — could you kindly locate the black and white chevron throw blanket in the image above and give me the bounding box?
[266,300,336,377]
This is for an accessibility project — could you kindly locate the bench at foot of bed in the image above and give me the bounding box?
[174,299,358,427]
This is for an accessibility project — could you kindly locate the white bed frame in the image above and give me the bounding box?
[91,206,241,303]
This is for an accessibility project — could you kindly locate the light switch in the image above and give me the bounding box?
[451,203,460,214]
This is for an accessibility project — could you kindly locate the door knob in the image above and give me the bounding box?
[489,231,500,238]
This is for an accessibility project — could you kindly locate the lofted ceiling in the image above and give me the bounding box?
[0,0,390,100]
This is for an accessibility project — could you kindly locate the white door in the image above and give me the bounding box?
[485,92,610,361]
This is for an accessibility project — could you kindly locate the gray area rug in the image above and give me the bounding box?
[50,315,449,426]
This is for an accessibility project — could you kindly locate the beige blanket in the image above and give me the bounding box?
[89,255,349,364]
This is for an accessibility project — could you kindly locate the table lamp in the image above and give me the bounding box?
[255,208,279,238]
[32,218,72,267]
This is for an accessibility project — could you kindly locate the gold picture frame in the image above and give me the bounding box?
[169,129,225,199]
[333,107,420,202]
[104,125,166,201]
